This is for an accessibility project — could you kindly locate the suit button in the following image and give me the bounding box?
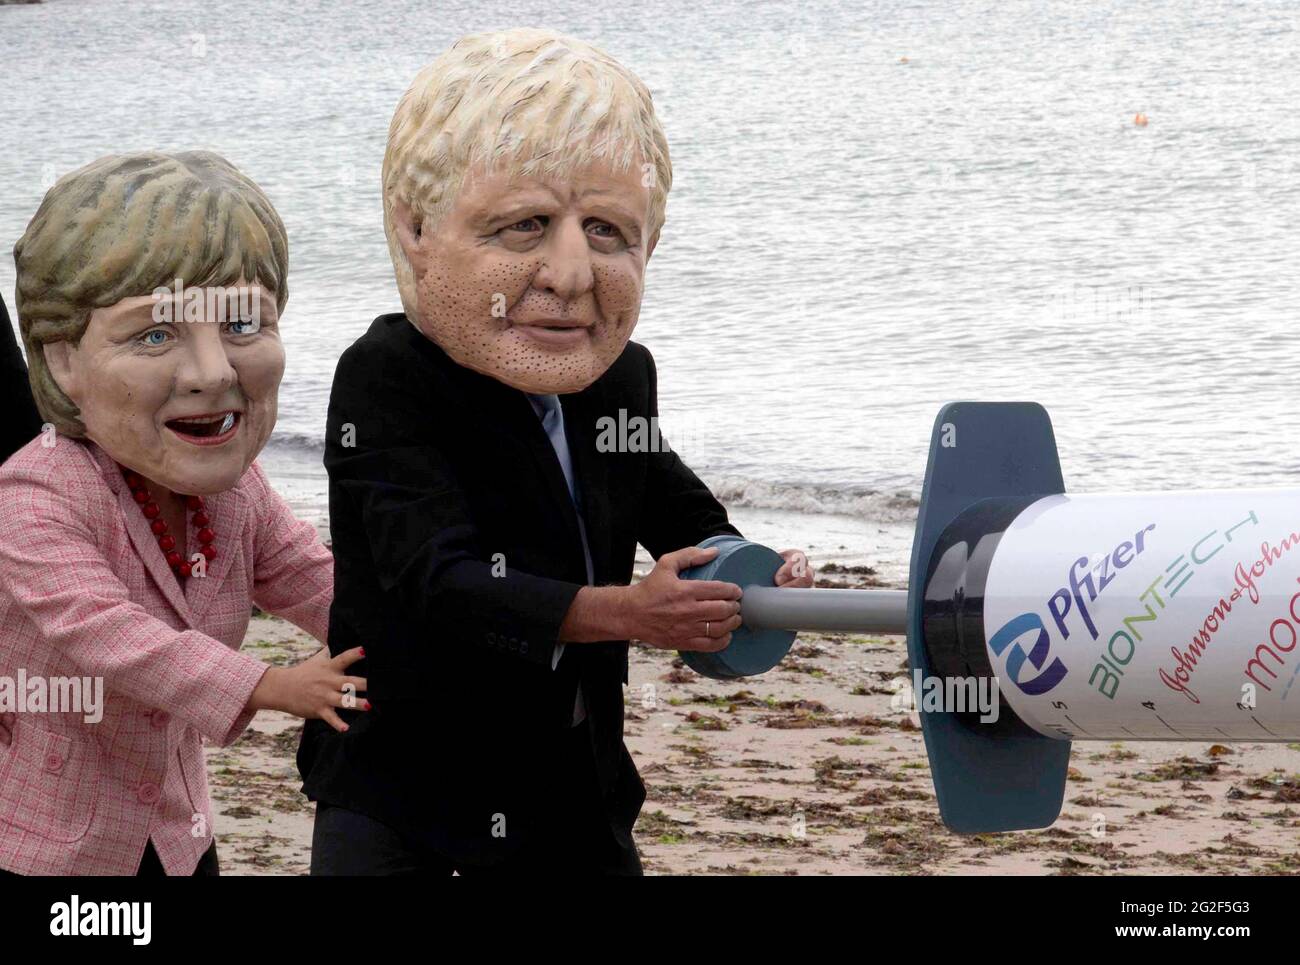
[486,631,497,646]
[508,637,518,651]
[520,640,529,655]
[138,783,160,804]
[43,753,64,774]
[152,711,170,729]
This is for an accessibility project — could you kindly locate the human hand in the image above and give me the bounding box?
[624,546,743,652]
[251,646,369,733]
[774,549,814,588]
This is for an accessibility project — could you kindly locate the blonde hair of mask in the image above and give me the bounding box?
[382,27,673,320]
[13,150,289,438]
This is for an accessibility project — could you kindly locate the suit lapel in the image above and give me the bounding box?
[184,485,246,621]
[511,391,586,548]
[86,442,193,625]
[443,356,588,577]
[415,324,606,584]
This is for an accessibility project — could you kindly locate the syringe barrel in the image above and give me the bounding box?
[923,489,1300,741]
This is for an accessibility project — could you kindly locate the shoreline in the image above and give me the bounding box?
[258,445,919,588]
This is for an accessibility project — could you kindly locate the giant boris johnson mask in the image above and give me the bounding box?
[382,28,672,394]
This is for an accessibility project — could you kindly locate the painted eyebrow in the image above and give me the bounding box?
[475,203,641,238]
[118,302,169,328]
[473,187,645,242]
[574,186,647,232]
[471,183,561,225]
[470,209,537,234]
[116,291,277,327]
[585,203,645,243]
[478,203,552,226]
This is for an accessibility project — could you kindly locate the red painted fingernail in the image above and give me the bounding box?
[359,647,366,657]
[363,700,372,711]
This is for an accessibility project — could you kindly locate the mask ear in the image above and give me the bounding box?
[392,198,425,266]
[43,340,80,403]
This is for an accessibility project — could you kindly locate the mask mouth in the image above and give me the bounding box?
[165,411,240,440]
[511,324,593,350]
[512,317,594,330]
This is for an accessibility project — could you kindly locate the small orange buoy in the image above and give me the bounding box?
[1134,112,1149,127]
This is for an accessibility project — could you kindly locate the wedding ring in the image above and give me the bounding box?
[705,621,712,638]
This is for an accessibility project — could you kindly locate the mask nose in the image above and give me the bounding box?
[177,324,237,395]
[532,216,594,302]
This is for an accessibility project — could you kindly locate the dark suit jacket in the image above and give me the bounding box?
[0,294,42,462]
[297,313,740,864]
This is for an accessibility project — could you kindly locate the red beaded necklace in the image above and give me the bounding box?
[120,468,217,578]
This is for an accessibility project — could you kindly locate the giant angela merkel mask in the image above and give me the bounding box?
[13,151,288,497]
[382,28,672,395]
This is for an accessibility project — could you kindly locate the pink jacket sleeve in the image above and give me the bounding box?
[0,463,268,747]
[245,461,333,644]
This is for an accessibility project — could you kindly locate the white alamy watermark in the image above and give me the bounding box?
[595,408,668,453]
[50,896,151,946]
[890,670,1001,724]
[591,408,706,461]
[151,277,262,325]
[1045,282,1153,328]
[0,670,103,724]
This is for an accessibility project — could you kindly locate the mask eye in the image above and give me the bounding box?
[504,216,546,234]
[226,317,261,336]
[584,219,628,247]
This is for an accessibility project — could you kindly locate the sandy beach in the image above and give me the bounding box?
[210,597,1300,876]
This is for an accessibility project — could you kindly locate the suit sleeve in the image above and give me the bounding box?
[326,339,584,669]
[634,345,742,559]
[0,462,267,747]
[246,460,333,644]
[0,294,42,462]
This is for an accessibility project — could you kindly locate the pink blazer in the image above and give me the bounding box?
[0,436,332,875]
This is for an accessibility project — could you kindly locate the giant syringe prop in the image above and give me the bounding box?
[678,402,1300,833]
[741,585,909,634]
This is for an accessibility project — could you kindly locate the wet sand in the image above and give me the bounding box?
[210,613,1300,875]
